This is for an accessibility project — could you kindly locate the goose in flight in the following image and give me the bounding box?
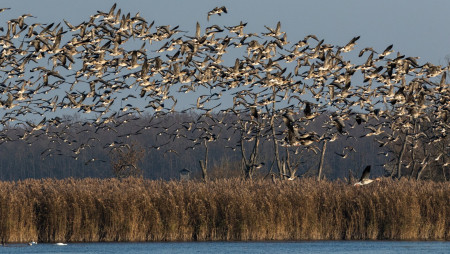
[354,165,380,186]
[207,6,228,21]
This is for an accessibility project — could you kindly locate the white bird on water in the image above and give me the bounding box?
[55,243,67,246]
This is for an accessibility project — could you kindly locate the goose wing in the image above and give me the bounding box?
[359,165,371,182]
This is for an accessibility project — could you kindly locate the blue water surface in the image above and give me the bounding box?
[1,241,449,254]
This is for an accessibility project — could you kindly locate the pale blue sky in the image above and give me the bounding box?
[2,0,450,64]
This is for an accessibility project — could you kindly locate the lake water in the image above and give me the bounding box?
[1,241,449,254]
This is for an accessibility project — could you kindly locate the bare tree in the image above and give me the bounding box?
[110,143,145,178]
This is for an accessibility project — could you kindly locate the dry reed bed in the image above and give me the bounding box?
[0,178,448,243]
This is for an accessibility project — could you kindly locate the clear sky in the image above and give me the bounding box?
[2,0,450,65]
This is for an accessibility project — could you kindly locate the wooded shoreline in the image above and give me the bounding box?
[0,177,448,243]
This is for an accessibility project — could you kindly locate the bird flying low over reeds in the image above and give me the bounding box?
[354,165,380,186]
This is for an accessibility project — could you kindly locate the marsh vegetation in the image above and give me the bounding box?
[0,177,448,243]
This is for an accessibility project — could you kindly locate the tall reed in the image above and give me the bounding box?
[0,177,448,243]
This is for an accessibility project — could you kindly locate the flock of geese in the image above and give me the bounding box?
[0,4,448,181]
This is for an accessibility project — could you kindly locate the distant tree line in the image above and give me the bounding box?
[1,111,446,181]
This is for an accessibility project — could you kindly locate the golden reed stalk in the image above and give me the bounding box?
[0,177,448,243]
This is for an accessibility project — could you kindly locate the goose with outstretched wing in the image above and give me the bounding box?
[354,165,380,186]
